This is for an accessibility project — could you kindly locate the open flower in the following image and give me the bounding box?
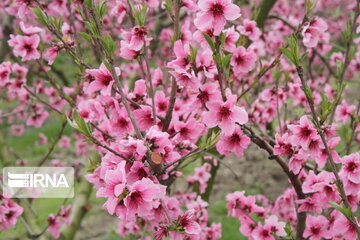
[231,46,257,74]
[194,0,241,35]
[8,34,41,61]
[124,178,165,218]
[216,126,250,157]
[178,210,201,235]
[85,63,120,96]
[303,215,330,240]
[203,94,248,134]
[237,19,261,41]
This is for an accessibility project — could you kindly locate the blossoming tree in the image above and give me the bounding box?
[1,0,360,239]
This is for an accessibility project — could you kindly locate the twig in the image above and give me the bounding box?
[241,124,306,240]
[329,2,360,123]
[237,55,280,101]
[37,119,67,166]
[345,99,360,154]
[296,65,360,236]
[162,0,181,132]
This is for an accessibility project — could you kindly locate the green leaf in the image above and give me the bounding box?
[31,8,48,25]
[280,48,296,65]
[189,45,198,62]
[79,32,93,43]
[284,221,295,239]
[164,0,173,14]
[222,54,232,69]
[303,84,313,100]
[202,33,216,52]
[84,0,93,8]
[305,0,317,17]
[66,116,81,131]
[139,4,149,26]
[128,0,142,26]
[328,201,352,219]
[73,110,92,137]
[101,34,117,58]
[103,59,113,73]
[85,21,100,37]
[96,0,108,21]
[336,59,344,78]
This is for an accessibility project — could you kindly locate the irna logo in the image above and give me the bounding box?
[7,172,69,188]
[3,167,74,198]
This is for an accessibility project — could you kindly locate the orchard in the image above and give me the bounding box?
[1,0,360,239]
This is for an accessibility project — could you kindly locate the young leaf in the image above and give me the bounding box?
[31,8,48,25]
[164,0,173,14]
[139,4,149,26]
[328,201,352,219]
[336,59,344,78]
[222,54,232,69]
[79,32,93,43]
[202,33,216,52]
[280,48,295,65]
[73,110,92,137]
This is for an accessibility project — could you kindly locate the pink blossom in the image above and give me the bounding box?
[216,126,250,157]
[19,22,42,35]
[203,94,248,134]
[9,34,41,61]
[85,63,120,96]
[169,69,199,89]
[0,198,23,231]
[237,19,261,41]
[47,214,63,239]
[59,205,72,225]
[303,215,330,240]
[288,116,318,147]
[123,26,151,51]
[193,83,222,109]
[178,210,201,235]
[302,17,328,48]
[44,46,60,65]
[124,178,165,217]
[11,125,24,136]
[194,0,241,35]
[96,162,127,215]
[59,136,71,148]
[339,152,360,184]
[224,26,239,52]
[168,40,190,70]
[133,105,155,131]
[335,99,356,123]
[332,214,360,240]
[231,46,257,74]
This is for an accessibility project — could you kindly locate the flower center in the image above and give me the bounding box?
[230,133,241,143]
[134,27,147,38]
[347,162,357,172]
[24,44,33,52]
[310,226,320,235]
[100,74,113,86]
[210,3,224,17]
[219,106,231,118]
[197,90,209,104]
[235,55,244,65]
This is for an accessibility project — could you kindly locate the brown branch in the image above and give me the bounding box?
[241,124,306,239]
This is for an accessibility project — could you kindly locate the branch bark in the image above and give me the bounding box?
[241,125,306,239]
